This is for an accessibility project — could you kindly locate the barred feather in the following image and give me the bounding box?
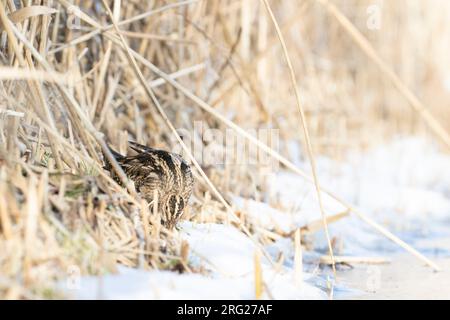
[103,141,194,229]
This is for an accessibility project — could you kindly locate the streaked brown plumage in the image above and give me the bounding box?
[104,141,194,229]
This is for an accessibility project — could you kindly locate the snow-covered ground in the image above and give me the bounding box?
[67,137,450,299]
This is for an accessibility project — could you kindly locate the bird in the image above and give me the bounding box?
[103,141,194,229]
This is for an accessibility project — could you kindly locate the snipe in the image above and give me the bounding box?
[104,141,194,229]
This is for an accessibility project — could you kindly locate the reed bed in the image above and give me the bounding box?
[0,0,449,298]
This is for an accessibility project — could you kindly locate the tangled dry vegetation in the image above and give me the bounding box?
[0,0,449,298]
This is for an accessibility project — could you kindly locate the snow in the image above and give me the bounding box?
[69,265,327,300]
[66,137,450,299]
[181,222,256,277]
[69,222,326,300]
[232,197,294,233]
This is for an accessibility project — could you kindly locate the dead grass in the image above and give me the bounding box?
[0,0,448,298]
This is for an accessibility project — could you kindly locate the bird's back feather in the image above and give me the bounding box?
[102,141,194,229]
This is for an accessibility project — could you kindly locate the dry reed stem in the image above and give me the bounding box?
[10,98,138,205]
[294,228,303,286]
[99,0,275,266]
[5,12,139,200]
[117,40,440,271]
[261,0,336,277]
[50,0,199,55]
[0,67,70,83]
[8,5,57,24]
[0,0,445,298]
[301,210,349,234]
[254,248,263,299]
[317,0,450,152]
[0,1,63,171]
[101,0,235,217]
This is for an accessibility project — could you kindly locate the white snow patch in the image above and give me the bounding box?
[67,137,450,299]
[180,222,256,277]
[69,265,325,300]
[70,222,326,300]
[232,197,294,233]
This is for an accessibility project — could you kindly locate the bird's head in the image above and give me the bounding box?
[161,194,185,229]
